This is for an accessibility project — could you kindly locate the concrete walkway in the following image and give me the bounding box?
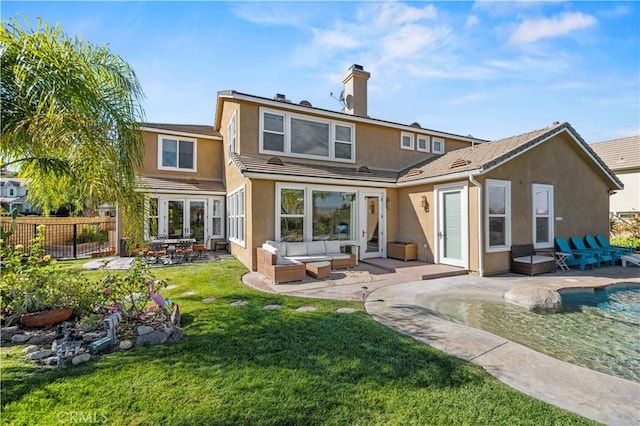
[244,266,640,425]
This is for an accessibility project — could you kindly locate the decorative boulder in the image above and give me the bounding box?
[504,287,562,311]
[136,330,167,346]
[72,353,91,365]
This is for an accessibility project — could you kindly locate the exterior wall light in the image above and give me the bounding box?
[421,195,429,213]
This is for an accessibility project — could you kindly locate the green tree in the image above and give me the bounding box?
[0,17,145,238]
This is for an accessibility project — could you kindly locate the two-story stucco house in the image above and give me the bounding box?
[127,64,622,276]
[0,177,39,214]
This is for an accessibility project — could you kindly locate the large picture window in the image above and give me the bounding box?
[158,135,196,171]
[276,184,358,242]
[312,191,356,241]
[228,187,245,246]
[486,179,511,252]
[533,184,554,249]
[260,107,355,162]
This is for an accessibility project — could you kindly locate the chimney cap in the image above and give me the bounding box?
[351,64,364,71]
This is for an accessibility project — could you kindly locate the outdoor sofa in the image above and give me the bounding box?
[257,240,356,284]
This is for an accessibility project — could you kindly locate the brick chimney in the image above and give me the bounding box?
[342,64,370,117]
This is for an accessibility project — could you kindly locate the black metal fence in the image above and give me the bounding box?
[1,220,116,259]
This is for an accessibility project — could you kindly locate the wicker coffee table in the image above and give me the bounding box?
[306,261,331,279]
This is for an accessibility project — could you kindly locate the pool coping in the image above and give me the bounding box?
[365,276,640,426]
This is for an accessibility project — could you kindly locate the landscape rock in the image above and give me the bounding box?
[119,340,133,350]
[27,350,52,360]
[11,334,30,343]
[136,330,167,346]
[336,308,356,314]
[29,333,55,346]
[23,345,39,354]
[72,353,91,365]
[504,287,562,311]
[264,304,284,310]
[1,326,20,341]
[137,325,154,336]
[296,306,317,312]
[230,300,248,307]
[165,327,185,344]
[45,356,58,366]
[202,297,216,303]
[83,331,107,342]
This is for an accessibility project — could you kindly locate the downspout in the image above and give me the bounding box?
[469,174,484,277]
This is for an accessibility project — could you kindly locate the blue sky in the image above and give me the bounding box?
[3,1,639,143]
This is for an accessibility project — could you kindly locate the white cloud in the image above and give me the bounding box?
[371,2,437,26]
[510,12,597,44]
[381,24,451,60]
[465,15,480,29]
[311,28,361,50]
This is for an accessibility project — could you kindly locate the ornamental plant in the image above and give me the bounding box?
[0,225,97,316]
[96,256,167,321]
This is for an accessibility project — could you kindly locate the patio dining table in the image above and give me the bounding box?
[149,238,196,264]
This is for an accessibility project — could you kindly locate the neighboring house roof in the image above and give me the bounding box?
[0,179,26,187]
[589,135,640,172]
[140,122,222,139]
[215,90,487,144]
[230,153,399,186]
[138,176,226,194]
[397,122,623,189]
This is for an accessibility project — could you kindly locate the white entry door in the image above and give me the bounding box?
[435,183,468,268]
[359,191,385,259]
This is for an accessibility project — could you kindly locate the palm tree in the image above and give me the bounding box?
[1,17,146,239]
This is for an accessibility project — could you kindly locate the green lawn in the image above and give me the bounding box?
[1,259,595,425]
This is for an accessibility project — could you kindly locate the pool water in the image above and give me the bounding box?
[438,284,640,383]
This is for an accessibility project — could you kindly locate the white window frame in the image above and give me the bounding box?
[210,197,225,239]
[276,182,363,243]
[400,132,415,150]
[417,135,430,152]
[228,111,237,156]
[485,179,511,252]
[259,107,355,163]
[432,137,445,154]
[227,186,245,247]
[532,183,554,249]
[157,135,197,172]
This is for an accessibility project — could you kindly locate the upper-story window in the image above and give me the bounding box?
[432,137,445,154]
[259,107,355,162]
[400,132,414,150]
[228,112,237,155]
[9,188,14,196]
[417,135,430,152]
[158,135,197,171]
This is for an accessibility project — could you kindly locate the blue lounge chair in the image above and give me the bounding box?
[570,236,613,267]
[555,237,598,271]
[595,235,634,255]
[584,234,622,264]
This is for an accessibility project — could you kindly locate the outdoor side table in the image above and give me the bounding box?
[306,261,331,279]
[555,252,570,271]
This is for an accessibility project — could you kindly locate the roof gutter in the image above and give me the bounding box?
[243,172,397,188]
[141,126,223,141]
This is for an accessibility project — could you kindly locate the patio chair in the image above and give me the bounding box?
[584,234,622,264]
[554,237,598,271]
[569,236,613,267]
[595,235,634,255]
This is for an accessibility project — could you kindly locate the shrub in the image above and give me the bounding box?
[610,237,640,250]
[0,225,100,317]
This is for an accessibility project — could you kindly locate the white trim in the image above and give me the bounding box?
[434,181,469,269]
[228,111,237,156]
[396,169,481,188]
[432,137,445,154]
[400,132,415,150]
[157,134,198,172]
[227,186,246,247]
[360,190,386,259]
[417,135,430,153]
[259,106,356,163]
[485,179,511,253]
[142,126,221,140]
[532,183,554,249]
[219,92,484,144]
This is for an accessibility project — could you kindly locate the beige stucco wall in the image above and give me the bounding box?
[396,184,435,263]
[140,130,223,181]
[226,99,474,171]
[481,132,614,275]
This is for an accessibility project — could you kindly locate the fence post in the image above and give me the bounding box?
[73,224,78,259]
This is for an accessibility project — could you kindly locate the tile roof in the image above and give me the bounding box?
[138,176,226,193]
[140,122,221,138]
[230,153,399,184]
[589,135,640,171]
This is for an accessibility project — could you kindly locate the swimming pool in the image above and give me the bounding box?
[437,283,640,383]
